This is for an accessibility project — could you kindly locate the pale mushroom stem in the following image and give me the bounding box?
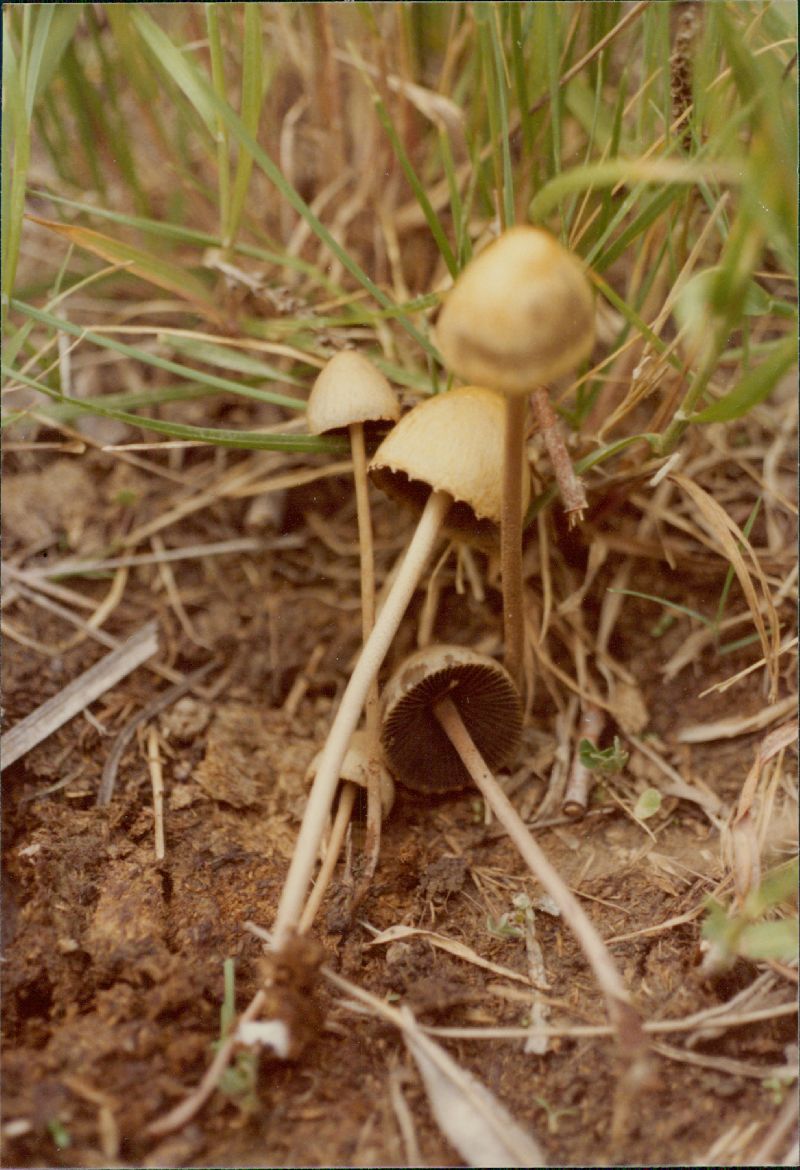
[531,388,588,526]
[298,781,357,933]
[501,396,527,693]
[434,694,645,1060]
[349,422,377,649]
[349,420,384,895]
[273,489,451,949]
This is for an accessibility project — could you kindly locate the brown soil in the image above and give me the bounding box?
[2,443,797,1168]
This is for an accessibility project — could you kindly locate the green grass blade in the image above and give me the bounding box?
[608,589,714,628]
[24,3,55,118]
[2,362,343,455]
[348,45,458,278]
[165,337,306,385]
[1,23,31,316]
[26,214,224,319]
[205,2,231,243]
[130,8,217,133]
[129,9,436,358]
[226,4,264,247]
[10,299,309,411]
[529,158,739,225]
[691,335,797,424]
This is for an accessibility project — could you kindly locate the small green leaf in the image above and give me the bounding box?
[46,1119,71,1151]
[743,857,799,918]
[738,918,799,962]
[579,736,629,776]
[633,788,663,820]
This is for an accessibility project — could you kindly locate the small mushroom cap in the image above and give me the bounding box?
[368,385,530,544]
[435,226,595,394]
[307,351,400,435]
[306,730,395,819]
[381,645,523,793]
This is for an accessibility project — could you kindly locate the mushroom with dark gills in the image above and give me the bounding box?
[381,644,645,1063]
[272,385,529,947]
[435,225,595,691]
[306,351,400,895]
[381,645,523,792]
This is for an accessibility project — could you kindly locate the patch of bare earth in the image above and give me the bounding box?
[2,442,797,1167]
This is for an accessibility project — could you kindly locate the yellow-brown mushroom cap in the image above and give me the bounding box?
[368,385,531,544]
[307,350,400,435]
[306,730,395,819]
[381,645,523,792]
[435,226,595,394]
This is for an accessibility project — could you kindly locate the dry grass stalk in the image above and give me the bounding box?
[146,726,166,862]
[96,661,216,806]
[434,696,646,1064]
[1,620,159,770]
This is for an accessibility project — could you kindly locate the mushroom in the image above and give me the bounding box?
[298,731,395,933]
[306,350,400,897]
[272,385,529,947]
[435,225,595,691]
[381,644,643,1058]
[381,645,523,792]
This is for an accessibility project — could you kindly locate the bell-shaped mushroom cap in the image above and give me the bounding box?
[307,350,400,435]
[381,645,523,792]
[435,226,595,394]
[369,385,530,543]
[306,730,395,819]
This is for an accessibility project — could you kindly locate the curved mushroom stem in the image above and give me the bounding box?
[501,396,527,695]
[434,694,645,1061]
[298,781,357,934]
[349,421,384,902]
[273,489,451,949]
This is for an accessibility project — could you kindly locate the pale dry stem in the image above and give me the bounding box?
[272,490,449,948]
[434,695,646,1065]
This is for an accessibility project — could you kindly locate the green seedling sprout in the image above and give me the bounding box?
[579,735,630,776]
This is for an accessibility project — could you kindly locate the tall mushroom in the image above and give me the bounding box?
[381,644,643,1059]
[306,350,400,891]
[435,225,595,692]
[272,385,530,947]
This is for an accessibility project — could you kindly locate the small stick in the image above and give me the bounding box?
[434,695,644,1060]
[96,661,216,806]
[147,727,166,861]
[563,704,604,819]
[282,642,326,718]
[531,388,588,525]
[1,621,159,771]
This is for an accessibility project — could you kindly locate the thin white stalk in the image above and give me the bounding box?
[273,490,450,948]
[434,695,645,1058]
[298,781,356,934]
[350,421,383,898]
